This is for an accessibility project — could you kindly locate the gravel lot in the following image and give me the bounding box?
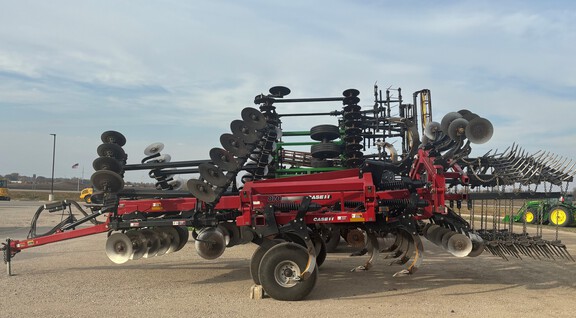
[1,201,576,317]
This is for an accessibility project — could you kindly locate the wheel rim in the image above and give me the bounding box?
[525,211,534,223]
[274,260,300,288]
[551,209,567,225]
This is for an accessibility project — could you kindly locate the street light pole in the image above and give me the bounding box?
[50,133,56,201]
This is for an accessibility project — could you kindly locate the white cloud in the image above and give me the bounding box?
[0,0,575,184]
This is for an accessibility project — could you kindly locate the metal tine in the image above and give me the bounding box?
[492,243,509,261]
[383,234,404,260]
[507,144,521,159]
[530,148,544,159]
[535,245,552,260]
[525,236,549,259]
[522,164,543,184]
[396,232,416,265]
[548,240,574,261]
[517,240,538,259]
[482,148,494,157]
[555,243,576,262]
[532,150,549,162]
[553,160,574,180]
[485,241,506,260]
[516,236,535,257]
[547,240,571,260]
[556,158,574,175]
[504,242,521,259]
[549,155,567,170]
[561,162,576,181]
[546,242,565,259]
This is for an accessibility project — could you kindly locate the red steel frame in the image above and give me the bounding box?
[6,149,468,255]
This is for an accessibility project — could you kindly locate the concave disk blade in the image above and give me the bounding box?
[209,148,239,171]
[199,163,229,187]
[105,233,133,264]
[101,130,126,147]
[91,170,124,193]
[187,179,217,203]
[241,107,267,130]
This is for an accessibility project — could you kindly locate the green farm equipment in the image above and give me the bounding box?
[505,195,576,227]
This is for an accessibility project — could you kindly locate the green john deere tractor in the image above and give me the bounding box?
[505,195,576,227]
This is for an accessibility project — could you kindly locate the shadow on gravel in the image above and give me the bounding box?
[308,242,576,300]
[5,237,576,301]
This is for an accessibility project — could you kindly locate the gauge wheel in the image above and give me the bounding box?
[250,239,284,285]
[258,242,317,301]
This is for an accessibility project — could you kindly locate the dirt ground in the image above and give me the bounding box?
[1,201,576,318]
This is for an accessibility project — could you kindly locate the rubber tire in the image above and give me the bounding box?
[258,242,318,301]
[250,239,284,284]
[311,143,341,159]
[310,125,340,142]
[311,158,333,168]
[84,195,92,203]
[548,206,573,227]
[323,227,341,253]
[312,234,327,267]
[523,209,538,224]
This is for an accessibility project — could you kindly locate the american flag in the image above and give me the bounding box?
[72,163,79,169]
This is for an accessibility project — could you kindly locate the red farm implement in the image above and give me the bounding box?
[3,85,575,300]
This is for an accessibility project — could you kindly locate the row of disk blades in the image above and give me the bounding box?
[105,226,189,264]
[186,107,277,204]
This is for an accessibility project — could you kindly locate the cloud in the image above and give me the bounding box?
[0,0,575,184]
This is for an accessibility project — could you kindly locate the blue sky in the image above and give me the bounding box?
[1,0,575,184]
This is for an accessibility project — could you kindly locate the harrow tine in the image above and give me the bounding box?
[351,232,379,272]
[383,232,405,260]
[388,232,410,265]
[515,240,534,259]
[557,243,575,262]
[486,241,508,261]
[393,231,423,277]
[550,240,573,261]
[528,240,546,260]
[395,230,417,265]
[502,241,521,259]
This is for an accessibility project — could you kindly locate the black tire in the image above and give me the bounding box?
[250,239,284,284]
[84,195,92,203]
[548,206,574,227]
[258,242,318,301]
[311,158,333,168]
[313,236,327,267]
[323,226,341,253]
[311,143,341,159]
[310,125,340,142]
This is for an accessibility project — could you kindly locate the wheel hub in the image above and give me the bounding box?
[274,260,300,287]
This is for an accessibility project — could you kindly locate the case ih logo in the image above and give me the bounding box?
[310,194,331,200]
[313,217,334,222]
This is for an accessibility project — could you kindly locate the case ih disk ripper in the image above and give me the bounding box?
[3,85,575,301]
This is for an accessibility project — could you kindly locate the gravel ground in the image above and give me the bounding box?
[1,201,576,318]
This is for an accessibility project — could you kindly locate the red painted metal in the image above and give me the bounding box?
[8,148,468,255]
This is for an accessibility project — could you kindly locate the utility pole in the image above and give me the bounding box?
[50,133,56,201]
